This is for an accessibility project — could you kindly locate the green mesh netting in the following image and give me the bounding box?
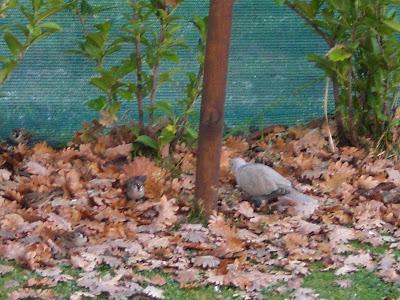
[0,0,329,145]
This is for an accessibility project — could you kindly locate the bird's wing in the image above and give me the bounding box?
[255,164,292,189]
[236,164,279,196]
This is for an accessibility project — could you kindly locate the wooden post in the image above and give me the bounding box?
[195,0,234,216]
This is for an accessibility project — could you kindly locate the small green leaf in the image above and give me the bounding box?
[184,126,198,142]
[135,135,159,150]
[109,101,121,115]
[39,22,62,32]
[154,101,174,117]
[328,0,350,12]
[80,0,94,16]
[160,50,179,63]
[86,96,107,111]
[48,0,64,6]
[383,19,400,32]
[86,32,105,48]
[20,5,34,23]
[32,0,43,11]
[0,55,10,63]
[116,89,132,100]
[160,124,176,146]
[0,60,17,84]
[90,77,109,92]
[104,44,122,57]
[327,45,352,62]
[4,32,23,57]
[95,21,112,35]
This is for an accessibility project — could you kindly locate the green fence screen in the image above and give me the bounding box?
[0,0,329,145]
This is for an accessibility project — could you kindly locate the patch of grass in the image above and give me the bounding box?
[162,277,241,300]
[138,270,241,300]
[0,260,240,300]
[187,200,208,225]
[350,240,400,261]
[53,280,83,298]
[303,262,400,300]
[1,259,399,300]
[96,263,114,276]
[262,285,290,300]
[350,240,387,255]
[61,264,81,277]
[0,260,37,299]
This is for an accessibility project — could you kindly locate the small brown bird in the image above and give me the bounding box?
[21,189,63,209]
[125,175,147,200]
[9,128,32,145]
[57,229,88,249]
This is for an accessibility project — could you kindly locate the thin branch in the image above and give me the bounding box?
[173,63,204,147]
[134,35,144,131]
[132,2,144,132]
[75,8,87,35]
[284,1,334,47]
[148,22,166,125]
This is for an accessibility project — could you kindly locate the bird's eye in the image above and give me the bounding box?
[136,184,141,189]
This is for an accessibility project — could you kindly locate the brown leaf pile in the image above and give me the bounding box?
[0,124,399,299]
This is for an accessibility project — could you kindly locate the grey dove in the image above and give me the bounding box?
[230,157,318,210]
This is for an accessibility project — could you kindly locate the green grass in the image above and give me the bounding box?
[0,260,37,300]
[262,286,290,300]
[135,270,241,300]
[1,250,399,300]
[303,262,400,300]
[161,276,240,300]
[350,240,400,260]
[0,260,240,300]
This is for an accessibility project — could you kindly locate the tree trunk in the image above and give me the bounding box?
[195,0,234,216]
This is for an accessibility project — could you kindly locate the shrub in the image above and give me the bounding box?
[71,0,207,155]
[278,0,400,152]
[0,0,73,85]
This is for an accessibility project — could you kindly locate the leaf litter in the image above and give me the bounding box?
[0,123,399,299]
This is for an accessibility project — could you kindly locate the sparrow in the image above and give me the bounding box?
[9,128,32,145]
[125,175,147,200]
[21,189,63,209]
[57,229,88,249]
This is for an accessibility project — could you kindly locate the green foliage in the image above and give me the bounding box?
[279,0,400,152]
[303,262,400,300]
[0,0,73,85]
[71,0,207,156]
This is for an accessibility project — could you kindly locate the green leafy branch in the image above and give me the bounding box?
[0,0,75,85]
[278,0,400,153]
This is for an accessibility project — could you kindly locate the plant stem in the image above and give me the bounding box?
[134,35,144,132]
[75,8,87,35]
[132,2,144,132]
[149,23,166,126]
[332,77,350,145]
[172,63,204,148]
[323,77,336,152]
